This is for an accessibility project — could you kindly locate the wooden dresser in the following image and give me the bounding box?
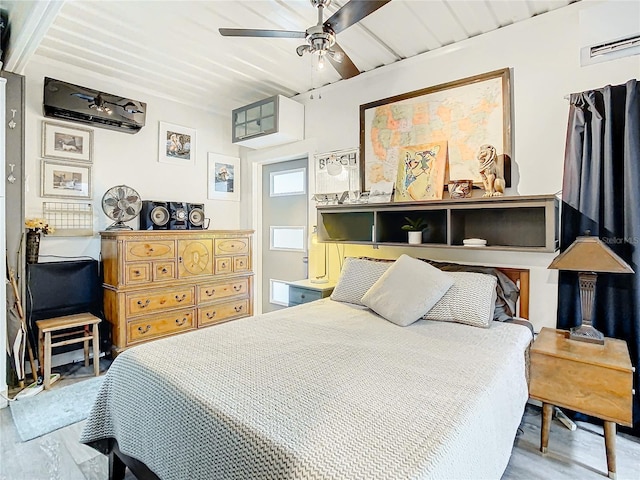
[100,230,253,354]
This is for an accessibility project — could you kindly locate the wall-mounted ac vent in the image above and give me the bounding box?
[580,2,640,66]
[590,35,640,59]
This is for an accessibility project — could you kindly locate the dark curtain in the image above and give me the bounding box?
[558,79,640,435]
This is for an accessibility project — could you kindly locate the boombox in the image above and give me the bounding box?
[140,201,205,230]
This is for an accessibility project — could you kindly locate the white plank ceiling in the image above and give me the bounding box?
[3,0,576,114]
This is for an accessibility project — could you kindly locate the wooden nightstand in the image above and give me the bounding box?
[286,279,335,307]
[529,327,635,479]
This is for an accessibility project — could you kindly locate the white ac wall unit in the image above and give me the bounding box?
[579,1,640,66]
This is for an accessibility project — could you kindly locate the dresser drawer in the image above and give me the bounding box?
[127,309,196,344]
[125,240,175,261]
[198,298,249,327]
[233,255,250,272]
[215,257,232,275]
[153,261,176,281]
[198,278,249,302]
[126,286,195,317]
[214,237,249,255]
[125,263,151,284]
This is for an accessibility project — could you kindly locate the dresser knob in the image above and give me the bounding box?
[133,270,140,276]
[161,267,168,274]
[137,299,150,308]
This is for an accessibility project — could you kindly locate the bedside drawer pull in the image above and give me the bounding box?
[137,299,150,309]
[205,289,215,297]
[175,317,187,326]
[238,260,244,267]
[234,305,243,313]
[233,284,242,292]
[175,294,187,302]
[300,294,306,299]
[161,267,168,274]
[221,262,227,268]
[178,256,183,263]
[206,311,216,319]
[133,270,141,276]
[137,325,151,335]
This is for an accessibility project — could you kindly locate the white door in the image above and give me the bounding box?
[261,158,308,313]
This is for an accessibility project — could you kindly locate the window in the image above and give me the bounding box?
[270,226,306,252]
[270,168,306,196]
[270,279,290,306]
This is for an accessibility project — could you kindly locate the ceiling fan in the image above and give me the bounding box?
[219,0,391,80]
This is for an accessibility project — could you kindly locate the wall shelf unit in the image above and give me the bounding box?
[317,194,558,252]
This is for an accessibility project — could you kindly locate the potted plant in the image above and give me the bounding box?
[401,216,428,245]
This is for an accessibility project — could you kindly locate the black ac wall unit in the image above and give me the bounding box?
[43,77,146,134]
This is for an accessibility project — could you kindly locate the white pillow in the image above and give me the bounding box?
[423,272,497,328]
[361,254,454,326]
[330,257,391,305]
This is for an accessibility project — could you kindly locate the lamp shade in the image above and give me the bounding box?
[548,236,634,273]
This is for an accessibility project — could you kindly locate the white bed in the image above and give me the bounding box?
[81,294,532,480]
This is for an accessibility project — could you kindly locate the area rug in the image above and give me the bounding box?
[10,376,104,442]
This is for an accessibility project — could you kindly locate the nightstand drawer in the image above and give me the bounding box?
[529,328,634,426]
[289,287,322,305]
[530,354,633,425]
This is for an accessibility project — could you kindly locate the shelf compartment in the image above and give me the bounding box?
[450,206,548,248]
[376,209,447,244]
[319,211,374,242]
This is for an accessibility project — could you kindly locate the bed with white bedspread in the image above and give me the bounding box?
[81,298,532,480]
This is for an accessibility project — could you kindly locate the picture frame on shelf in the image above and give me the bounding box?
[359,68,512,194]
[158,121,196,166]
[208,153,240,201]
[42,120,93,163]
[41,160,92,199]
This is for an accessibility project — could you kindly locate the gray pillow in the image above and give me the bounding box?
[361,255,454,326]
[423,272,497,328]
[330,257,391,305]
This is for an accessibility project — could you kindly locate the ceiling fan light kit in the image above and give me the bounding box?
[219,0,391,80]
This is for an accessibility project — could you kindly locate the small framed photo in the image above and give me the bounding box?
[208,153,239,201]
[41,160,92,199]
[42,121,93,162]
[159,121,196,166]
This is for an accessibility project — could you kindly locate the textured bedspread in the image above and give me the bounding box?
[81,299,532,480]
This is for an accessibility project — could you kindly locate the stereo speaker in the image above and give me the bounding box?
[187,203,205,229]
[140,201,170,230]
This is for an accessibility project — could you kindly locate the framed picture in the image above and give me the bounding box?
[41,160,92,199]
[314,148,359,196]
[393,140,447,202]
[208,153,240,201]
[42,121,93,162]
[158,121,196,165]
[359,68,511,193]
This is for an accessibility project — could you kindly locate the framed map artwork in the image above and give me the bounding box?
[359,68,511,193]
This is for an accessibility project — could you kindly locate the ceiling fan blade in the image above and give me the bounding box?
[219,28,306,39]
[324,0,391,34]
[327,43,359,79]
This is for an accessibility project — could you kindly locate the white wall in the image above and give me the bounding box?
[280,0,639,332]
[23,58,241,260]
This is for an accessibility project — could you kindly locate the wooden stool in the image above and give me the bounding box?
[36,313,101,389]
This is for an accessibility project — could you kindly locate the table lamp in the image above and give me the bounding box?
[548,235,634,344]
[310,226,329,284]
